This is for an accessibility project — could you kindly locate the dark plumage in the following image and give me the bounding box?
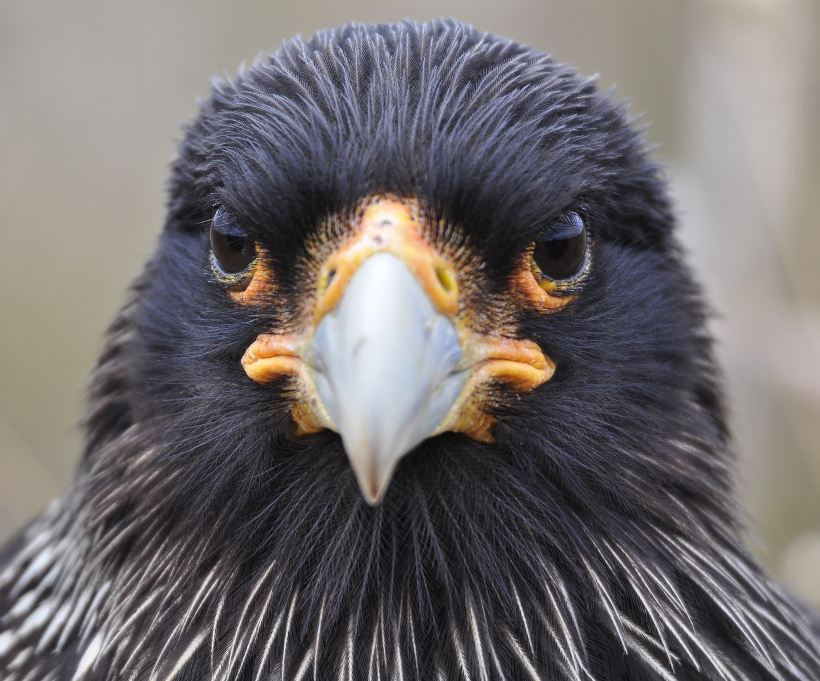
[1,19,819,681]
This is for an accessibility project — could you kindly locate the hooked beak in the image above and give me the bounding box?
[309,252,466,503]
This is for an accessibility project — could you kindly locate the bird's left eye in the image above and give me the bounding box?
[531,211,588,284]
[210,207,258,285]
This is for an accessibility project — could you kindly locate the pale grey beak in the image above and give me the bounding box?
[309,252,466,504]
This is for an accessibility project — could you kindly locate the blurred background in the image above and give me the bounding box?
[1,0,818,604]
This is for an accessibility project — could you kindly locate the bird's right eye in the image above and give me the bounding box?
[210,208,258,286]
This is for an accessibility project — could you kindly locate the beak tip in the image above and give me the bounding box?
[355,467,390,506]
[363,491,384,506]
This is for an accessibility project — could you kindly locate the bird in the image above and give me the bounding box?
[1,18,819,681]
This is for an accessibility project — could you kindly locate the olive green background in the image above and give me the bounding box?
[1,0,819,604]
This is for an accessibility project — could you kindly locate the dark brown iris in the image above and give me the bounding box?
[532,212,587,282]
[210,207,257,278]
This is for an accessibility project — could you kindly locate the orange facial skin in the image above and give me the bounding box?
[226,254,271,305]
[239,195,571,443]
[511,256,574,309]
[240,332,328,436]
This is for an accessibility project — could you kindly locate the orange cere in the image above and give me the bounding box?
[314,198,459,324]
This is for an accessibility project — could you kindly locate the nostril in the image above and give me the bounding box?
[435,264,457,295]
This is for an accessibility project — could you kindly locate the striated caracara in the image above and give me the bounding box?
[1,19,819,681]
